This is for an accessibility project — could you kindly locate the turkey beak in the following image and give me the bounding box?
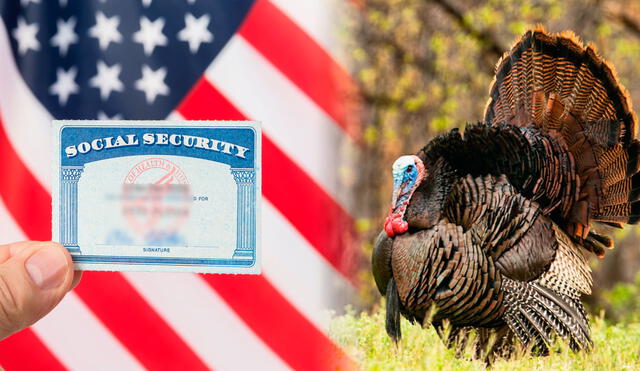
[391,178,411,213]
[390,179,402,211]
[385,176,410,237]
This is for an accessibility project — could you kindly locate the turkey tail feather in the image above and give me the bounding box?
[484,26,640,238]
[486,26,636,136]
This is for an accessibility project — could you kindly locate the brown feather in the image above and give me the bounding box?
[484,26,639,241]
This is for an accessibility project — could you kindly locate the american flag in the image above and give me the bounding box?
[0,0,360,369]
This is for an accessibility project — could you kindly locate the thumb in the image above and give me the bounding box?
[0,241,76,340]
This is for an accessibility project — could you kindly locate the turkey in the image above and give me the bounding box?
[372,27,640,357]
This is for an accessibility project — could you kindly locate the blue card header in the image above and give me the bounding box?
[60,126,256,168]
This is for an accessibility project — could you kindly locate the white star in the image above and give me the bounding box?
[89,12,122,51]
[135,65,169,104]
[177,13,213,54]
[133,16,167,56]
[59,0,67,7]
[50,67,79,106]
[90,61,124,101]
[98,111,123,120]
[141,0,152,7]
[51,17,78,57]
[12,17,39,55]
[20,0,39,6]
[187,0,196,4]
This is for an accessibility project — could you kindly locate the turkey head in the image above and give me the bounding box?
[384,155,425,237]
[384,156,459,237]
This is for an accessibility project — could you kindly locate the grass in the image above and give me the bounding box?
[329,305,640,370]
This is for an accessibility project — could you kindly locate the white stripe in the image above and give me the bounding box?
[0,20,52,190]
[0,197,26,244]
[165,112,182,120]
[205,35,357,215]
[262,199,354,330]
[268,0,348,66]
[124,271,292,371]
[32,294,145,371]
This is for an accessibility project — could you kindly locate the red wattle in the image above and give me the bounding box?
[391,218,408,235]
[384,214,409,237]
[384,216,395,237]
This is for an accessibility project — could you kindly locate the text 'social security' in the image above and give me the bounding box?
[65,133,250,159]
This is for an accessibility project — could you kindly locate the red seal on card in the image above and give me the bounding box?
[122,157,191,238]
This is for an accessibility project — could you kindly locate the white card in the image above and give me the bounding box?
[52,120,261,274]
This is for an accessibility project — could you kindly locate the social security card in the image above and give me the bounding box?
[52,120,261,274]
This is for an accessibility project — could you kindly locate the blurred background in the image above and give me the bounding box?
[346,0,640,323]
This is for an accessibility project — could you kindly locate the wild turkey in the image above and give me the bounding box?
[372,27,640,357]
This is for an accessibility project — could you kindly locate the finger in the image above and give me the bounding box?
[0,241,75,340]
[71,270,83,290]
[0,244,12,264]
[8,243,83,291]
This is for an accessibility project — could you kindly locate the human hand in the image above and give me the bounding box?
[0,241,81,340]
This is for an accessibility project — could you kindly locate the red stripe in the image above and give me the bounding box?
[203,275,357,371]
[0,119,50,241]
[0,116,210,370]
[178,79,240,121]
[75,272,210,371]
[239,0,361,141]
[177,79,359,282]
[0,328,66,370]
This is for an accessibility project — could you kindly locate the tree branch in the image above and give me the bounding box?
[610,11,640,38]
[356,10,438,78]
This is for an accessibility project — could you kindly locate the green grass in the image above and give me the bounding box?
[329,306,640,370]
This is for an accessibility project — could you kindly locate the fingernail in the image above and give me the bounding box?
[25,248,68,289]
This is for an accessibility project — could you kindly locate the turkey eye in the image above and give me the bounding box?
[406,165,413,173]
